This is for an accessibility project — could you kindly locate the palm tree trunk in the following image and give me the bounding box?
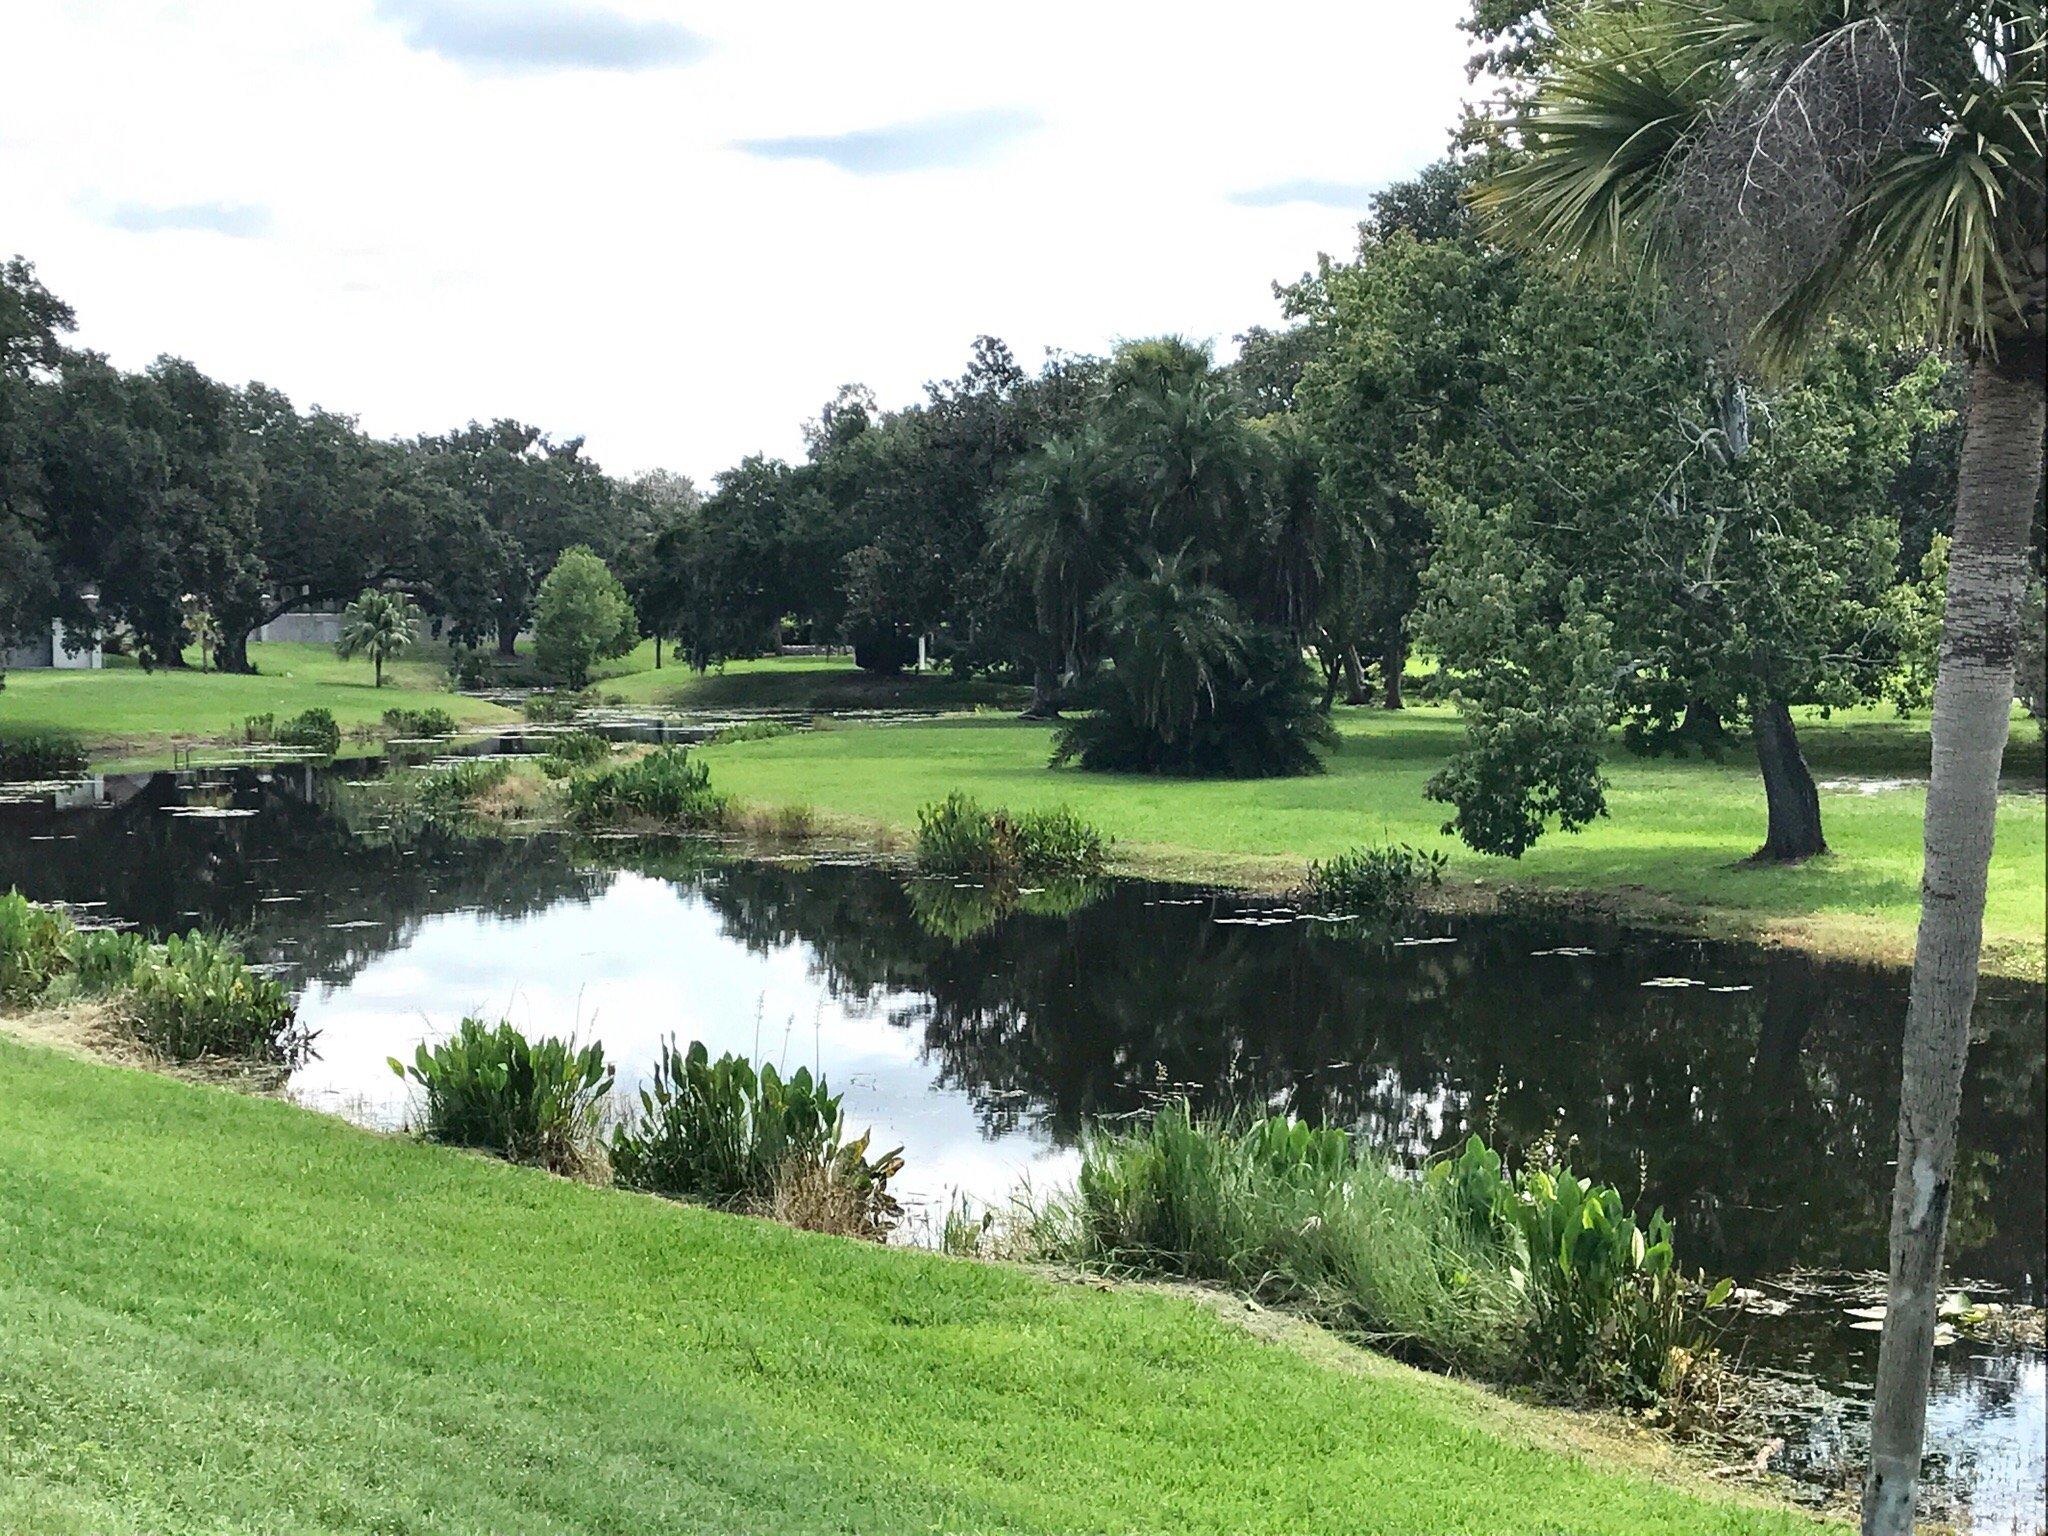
[1751,699,1826,861]
[1862,354,2045,1536]
[374,652,384,688]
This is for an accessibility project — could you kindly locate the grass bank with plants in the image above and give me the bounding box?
[694,703,2048,978]
[0,1022,1819,1535]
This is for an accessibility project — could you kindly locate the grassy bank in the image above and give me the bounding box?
[0,643,514,763]
[0,1031,1812,1536]
[600,648,1031,712]
[697,704,2046,977]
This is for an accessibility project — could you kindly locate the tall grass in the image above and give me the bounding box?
[914,792,1107,879]
[392,1017,613,1177]
[613,1039,902,1238]
[563,747,726,829]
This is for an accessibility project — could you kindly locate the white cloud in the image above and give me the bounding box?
[0,1,1474,480]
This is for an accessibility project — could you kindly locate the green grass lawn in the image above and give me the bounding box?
[0,1035,1812,1536]
[599,649,1030,712]
[0,643,515,761]
[698,701,2046,976]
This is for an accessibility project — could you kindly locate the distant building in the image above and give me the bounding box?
[4,616,102,671]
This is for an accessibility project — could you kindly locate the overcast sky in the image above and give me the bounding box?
[4,2,1475,481]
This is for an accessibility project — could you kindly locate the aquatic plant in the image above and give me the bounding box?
[612,1039,901,1237]
[1301,842,1448,918]
[417,758,513,817]
[0,732,88,782]
[242,712,276,744]
[392,1017,613,1176]
[70,928,152,993]
[563,747,725,829]
[1051,1102,1521,1373]
[522,690,587,724]
[1427,1136,1731,1406]
[119,933,302,1063]
[381,706,457,740]
[277,708,341,757]
[914,792,1107,880]
[538,729,612,779]
[707,719,796,746]
[0,890,75,1003]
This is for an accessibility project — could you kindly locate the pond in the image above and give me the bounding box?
[7,759,2043,1532]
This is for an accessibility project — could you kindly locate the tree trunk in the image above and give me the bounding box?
[374,653,384,688]
[1751,699,1826,861]
[1340,644,1371,706]
[654,634,662,670]
[1862,355,2045,1536]
[216,627,254,675]
[496,617,518,658]
[1020,665,1062,720]
[1381,631,1406,709]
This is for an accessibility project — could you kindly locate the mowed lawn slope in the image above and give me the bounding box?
[700,706,2047,975]
[0,1038,1812,1536]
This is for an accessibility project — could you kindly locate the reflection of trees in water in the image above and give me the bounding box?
[0,768,605,995]
[683,858,2044,1288]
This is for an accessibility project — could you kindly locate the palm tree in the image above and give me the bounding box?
[993,433,1115,712]
[1096,551,1246,747]
[1479,7,2042,1530]
[335,588,421,688]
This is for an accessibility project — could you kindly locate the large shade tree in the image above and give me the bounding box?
[1480,3,2043,1529]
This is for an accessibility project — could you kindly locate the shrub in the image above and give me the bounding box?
[416,757,513,818]
[612,1039,902,1236]
[71,928,152,993]
[243,712,276,744]
[449,650,489,691]
[563,747,725,829]
[539,729,613,779]
[914,792,1108,880]
[0,890,75,1003]
[532,546,637,688]
[0,732,88,782]
[120,933,302,1062]
[1427,1136,1730,1406]
[277,708,341,756]
[523,689,586,724]
[392,1018,613,1176]
[706,719,796,746]
[381,706,457,739]
[1302,842,1448,918]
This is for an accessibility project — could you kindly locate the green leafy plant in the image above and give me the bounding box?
[335,588,422,688]
[392,1018,613,1176]
[522,690,587,724]
[532,546,637,688]
[416,758,513,818]
[70,928,152,994]
[563,747,725,829]
[539,729,613,779]
[381,706,456,740]
[1302,842,1448,918]
[119,933,302,1062]
[706,719,796,746]
[0,890,75,1003]
[0,732,88,782]
[242,712,276,744]
[914,792,1107,879]
[277,708,341,757]
[612,1039,902,1237]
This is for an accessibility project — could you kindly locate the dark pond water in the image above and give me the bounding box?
[7,760,2043,1531]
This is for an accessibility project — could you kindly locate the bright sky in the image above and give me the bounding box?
[3,2,1474,482]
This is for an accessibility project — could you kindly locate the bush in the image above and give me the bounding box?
[523,690,587,724]
[120,933,302,1062]
[563,747,725,828]
[243,712,275,744]
[1302,842,1448,918]
[392,1017,613,1176]
[0,732,88,782]
[277,708,341,757]
[381,706,456,740]
[612,1039,902,1237]
[539,729,613,779]
[705,719,796,746]
[449,651,489,691]
[0,890,75,1003]
[1053,630,1335,777]
[1054,1103,1520,1372]
[914,792,1107,879]
[533,546,637,688]
[416,757,513,818]
[71,928,152,993]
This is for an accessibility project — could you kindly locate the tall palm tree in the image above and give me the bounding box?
[1097,551,1247,747]
[1479,6,2042,1530]
[336,588,421,688]
[993,433,1115,704]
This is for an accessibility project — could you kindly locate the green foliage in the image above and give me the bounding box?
[705,719,796,746]
[71,928,152,994]
[532,546,637,688]
[914,792,1107,879]
[1057,1103,1521,1373]
[0,732,87,781]
[611,1039,902,1236]
[335,589,422,688]
[381,706,456,739]
[0,890,74,1003]
[1428,1136,1730,1406]
[562,747,725,828]
[277,707,341,757]
[242,712,275,744]
[522,689,586,724]
[1302,842,1448,917]
[538,730,612,779]
[392,1018,612,1175]
[119,933,301,1063]
[417,758,512,818]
